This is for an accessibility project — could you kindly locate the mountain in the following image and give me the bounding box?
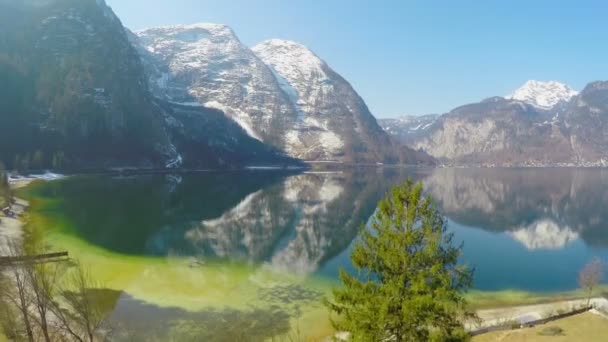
[0,0,173,168]
[134,24,298,150]
[0,1,291,170]
[389,81,608,166]
[378,114,439,145]
[133,27,426,164]
[252,39,408,163]
[409,97,575,165]
[562,81,608,162]
[506,80,578,110]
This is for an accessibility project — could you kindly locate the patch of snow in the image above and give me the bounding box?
[319,131,344,153]
[204,101,262,141]
[507,80,578,109]
[169,101,202,107]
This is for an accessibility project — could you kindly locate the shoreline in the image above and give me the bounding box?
[0,178,37,252]
[0,195,29,254]
[470,297,608,330]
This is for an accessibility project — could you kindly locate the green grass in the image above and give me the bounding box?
[473,312,608,342]
[466,288,608,311]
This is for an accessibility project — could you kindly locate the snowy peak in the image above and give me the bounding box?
[135,23,297,145]
[136,23,240,57]
[252,39,329,84]
[507,80,578,109]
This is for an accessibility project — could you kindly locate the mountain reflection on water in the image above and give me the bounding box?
[423,168,608,249]
[38,167,608,290]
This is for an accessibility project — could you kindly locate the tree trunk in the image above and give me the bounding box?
[15,273,34,342]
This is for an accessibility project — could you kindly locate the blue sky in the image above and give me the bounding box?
[107,0,608,118]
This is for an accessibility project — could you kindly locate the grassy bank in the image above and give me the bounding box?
[467,288,608,311]
[473,312,608,342]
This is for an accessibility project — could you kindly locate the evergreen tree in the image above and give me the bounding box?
[326,180,474,341]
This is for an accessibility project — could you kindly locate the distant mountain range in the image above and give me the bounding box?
[383,80,608,166]
[0,0,428,170]
[2,0,607,169]
[378,114,440,145]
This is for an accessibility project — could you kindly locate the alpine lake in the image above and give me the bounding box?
[17,167,608,341]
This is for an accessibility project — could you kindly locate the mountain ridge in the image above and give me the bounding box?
[134,24,429,165]
[385,80,608,167]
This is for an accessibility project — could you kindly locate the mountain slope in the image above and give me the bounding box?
[0,0,176,169]
[0,3,292,170]
[562,81,608,162]
[252,39,411,163]
[403,81,608,166]
[410,97,576,165]
[133,27,426,164]
[379,114,439,145]
[135,24,299,150]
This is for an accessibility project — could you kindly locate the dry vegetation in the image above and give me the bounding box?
[473,312,608,342]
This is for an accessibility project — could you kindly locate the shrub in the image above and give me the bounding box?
[538,326,564,336]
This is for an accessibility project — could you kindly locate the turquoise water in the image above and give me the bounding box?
[22,167,608,339]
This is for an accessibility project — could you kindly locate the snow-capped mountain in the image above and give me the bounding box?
[378,114,439,145]
[252,39,406,163]
[0,0,295,170]
[507,80,578,109]
[388,80,608,167]
[133,27,422,163]
[135,24,298,148]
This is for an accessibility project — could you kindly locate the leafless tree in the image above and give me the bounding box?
[0,238,35,342]
[1,234,114,342]
[579,258,604,307]
[20,236,66,342]
[51,261,112,342]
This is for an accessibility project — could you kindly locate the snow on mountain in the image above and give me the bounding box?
[132,26,425,163]
[252,39,343,158]
[253,39,403,163]
[378,114,439,145]
[135,24,298,147]
[507,80,578,109]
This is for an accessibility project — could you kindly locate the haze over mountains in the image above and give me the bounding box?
[1,0,607,169]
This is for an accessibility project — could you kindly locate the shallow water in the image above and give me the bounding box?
[20,168,608,340]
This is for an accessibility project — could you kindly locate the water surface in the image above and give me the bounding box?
[22,168,608,340]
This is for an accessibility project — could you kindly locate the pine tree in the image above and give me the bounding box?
[326,180,474,341]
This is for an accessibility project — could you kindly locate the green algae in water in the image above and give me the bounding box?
[18,168,608,340]
[17,175,340,340]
